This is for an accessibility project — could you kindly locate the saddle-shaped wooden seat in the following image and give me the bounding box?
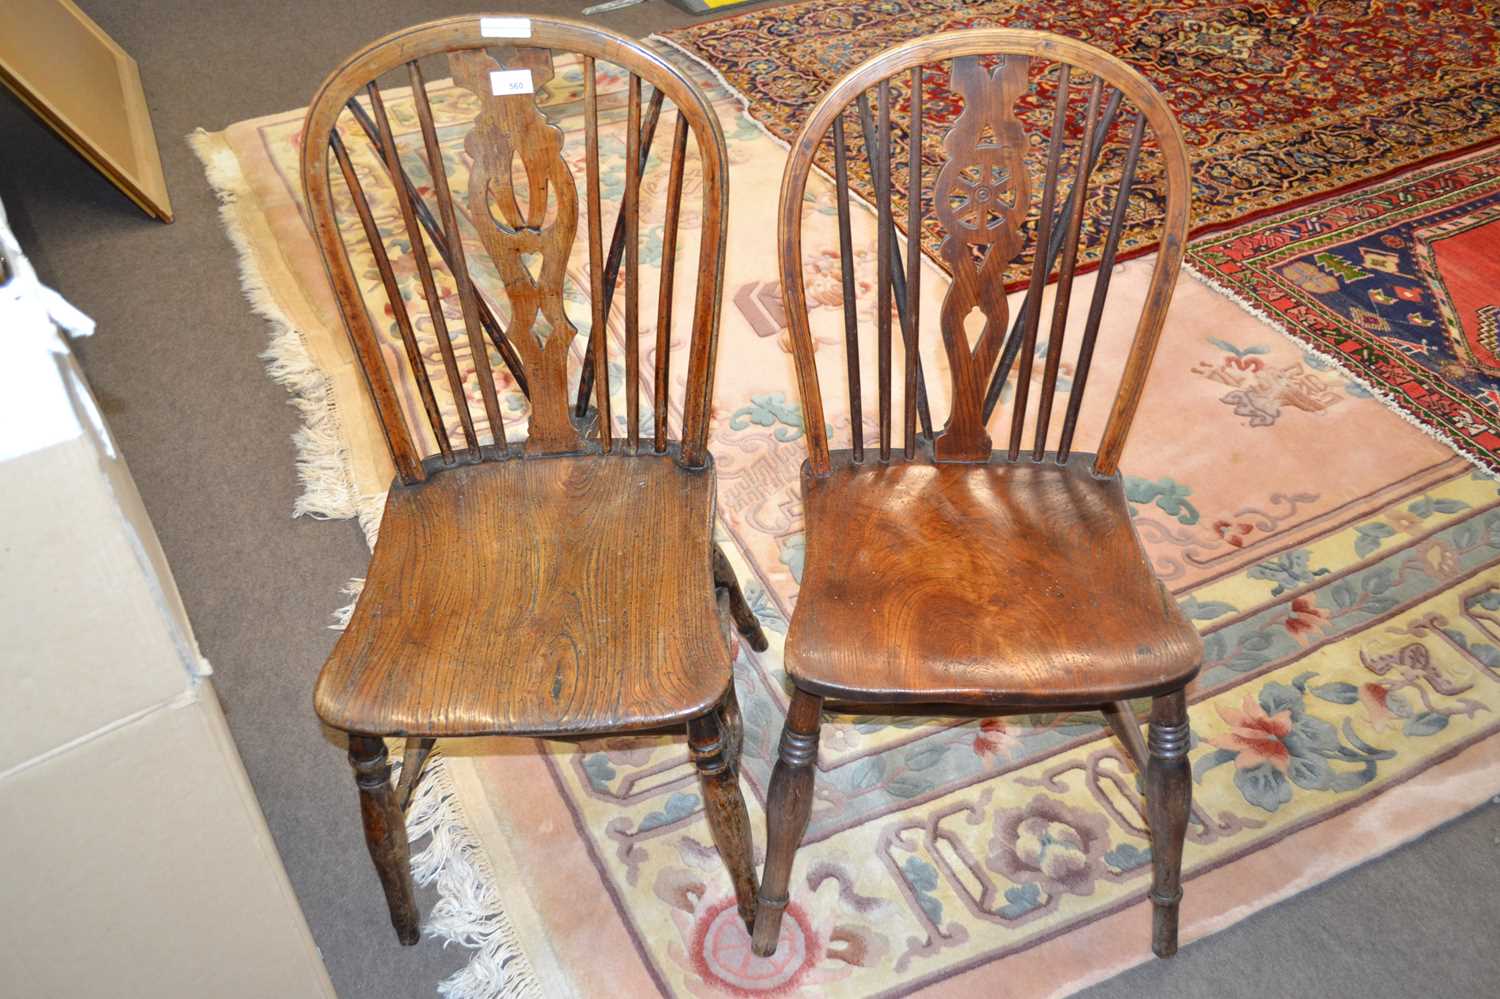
[786,454,1200,707]
[316,453,730,737]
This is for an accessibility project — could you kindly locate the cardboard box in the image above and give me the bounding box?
[0,204,334,997]
[4,682,336,998]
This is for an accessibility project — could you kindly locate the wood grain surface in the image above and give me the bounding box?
[315,452,731,736]
[784,451,1201,706]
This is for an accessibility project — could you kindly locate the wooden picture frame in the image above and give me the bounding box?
[0,0,173,222]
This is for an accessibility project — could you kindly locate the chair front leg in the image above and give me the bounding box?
[751,688,823,957]
[1146,689,1191,957]
[348,735,420,945]
[689,699,759,930]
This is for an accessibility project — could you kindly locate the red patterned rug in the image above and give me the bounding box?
[660,0,1500,280]
[1188,146,1500,472]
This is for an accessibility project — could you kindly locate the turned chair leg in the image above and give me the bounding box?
[751,688,823,957]
[713,543,770,652]
[348,735,420,945]
[1146,689,1191,958]
[689,696,759,930]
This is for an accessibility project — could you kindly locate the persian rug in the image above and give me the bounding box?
[659,0,1500,283]
[1188,147,1500,475]
[194,42,1500,999]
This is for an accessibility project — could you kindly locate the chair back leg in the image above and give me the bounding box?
[348,735,421,945]
[751,688,823,956]
[1146,689,1192,957]
[689,693,760,928]
[714,543,770,652]
[1102,700,1149,773]
[395,736,436,811]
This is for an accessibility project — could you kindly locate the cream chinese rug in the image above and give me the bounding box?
[193,42,1500,999]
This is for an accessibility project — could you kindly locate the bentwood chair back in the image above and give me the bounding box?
[299,14,766,943]
[755,29,1203,959]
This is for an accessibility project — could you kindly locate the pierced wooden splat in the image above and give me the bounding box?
[931,55,1033,462]
[450,47,584,455]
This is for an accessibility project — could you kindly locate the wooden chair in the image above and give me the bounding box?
[753,30,1203,959]
[299,15,767,944]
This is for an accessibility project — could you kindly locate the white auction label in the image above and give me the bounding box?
[480,16,531,38]
[490,69,534,96]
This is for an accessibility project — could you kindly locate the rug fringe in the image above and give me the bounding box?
[329,577,366,631]
[405,753,545,999]
[187,129,384,546]
[1182,261,1498,480]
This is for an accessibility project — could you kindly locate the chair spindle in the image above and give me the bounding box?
[624,74,642,451]
[1005,64,1072,460]
[583,55,612,453]
[904,65,922,459]
[329,126,452,458]
[411,64,508,450]
[832,114,864,463]
[1057,110,1147,462]
[654,114,689,454]
[1032,77,1104,460]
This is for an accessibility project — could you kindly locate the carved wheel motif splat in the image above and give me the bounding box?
[451,47,584,454]
[933,55,1033,461]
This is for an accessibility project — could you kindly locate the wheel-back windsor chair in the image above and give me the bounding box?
[753,30,1203,959]
[299,15,768,944]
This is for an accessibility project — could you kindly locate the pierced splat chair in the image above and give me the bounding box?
[753,31,1203,958]
[298,16,767,943]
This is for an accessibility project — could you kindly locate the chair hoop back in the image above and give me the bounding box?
[301,15,730,483]
[777,29,1192,477]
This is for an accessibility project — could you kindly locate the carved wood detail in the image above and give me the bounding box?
[451,47,584,454]
[932,55,1033,461]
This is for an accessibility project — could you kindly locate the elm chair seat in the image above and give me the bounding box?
[784,453,1200,707]
[316,453,731,737]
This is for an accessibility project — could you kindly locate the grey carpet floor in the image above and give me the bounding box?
[1,2,1496,996]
